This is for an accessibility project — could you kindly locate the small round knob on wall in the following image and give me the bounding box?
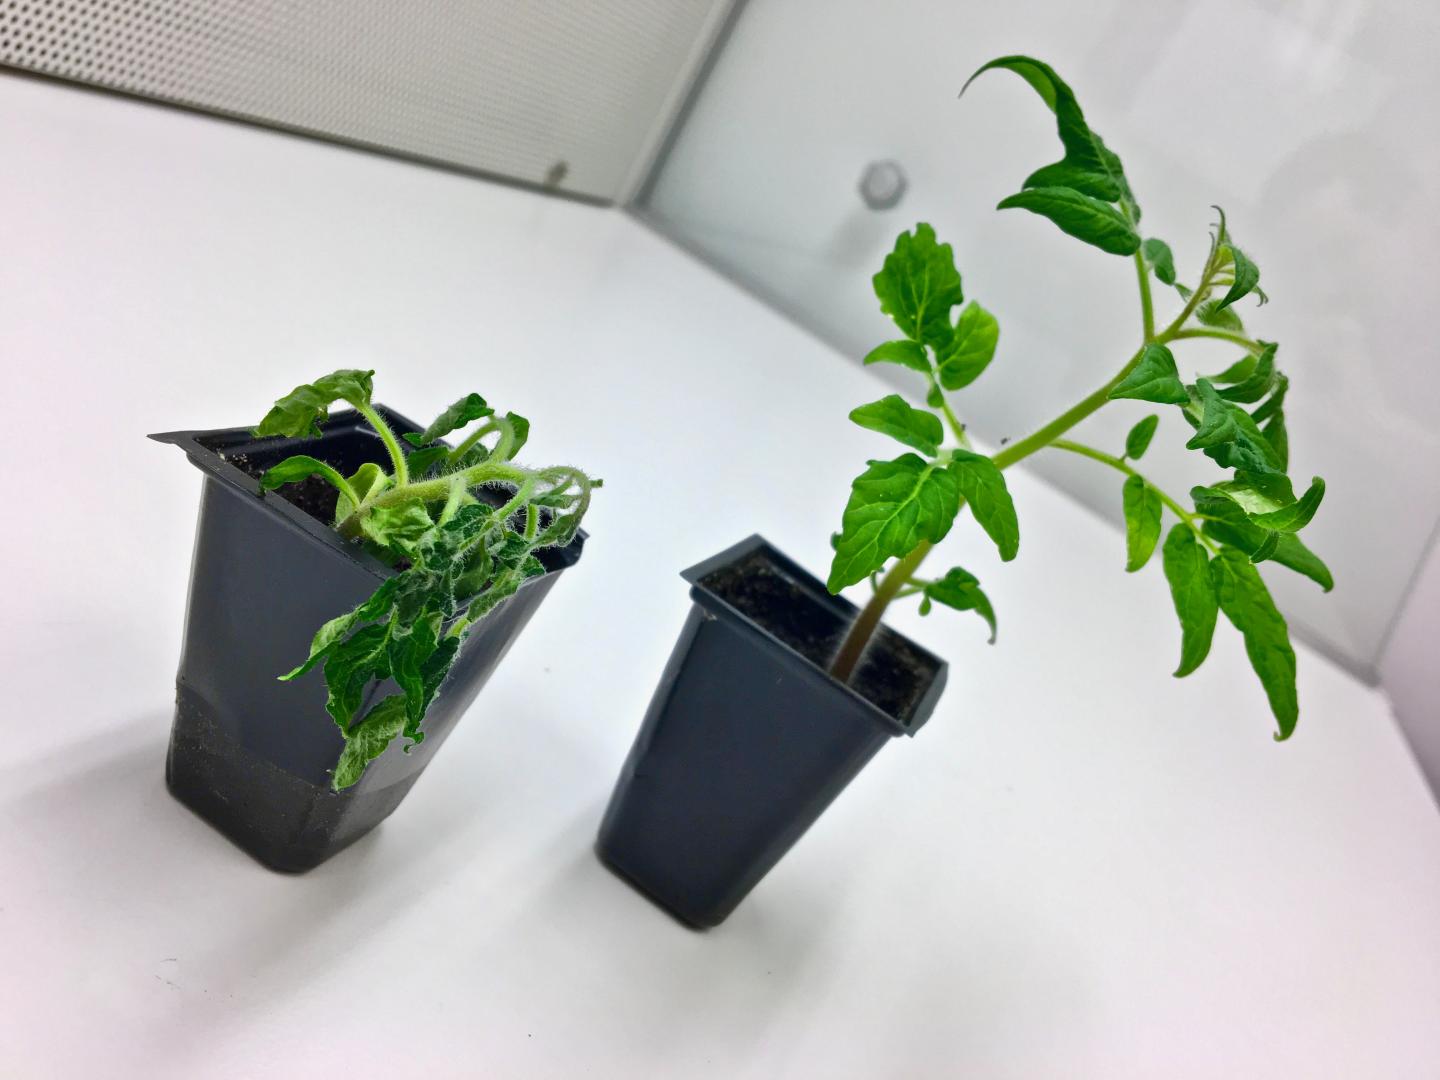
[858,160,907,210]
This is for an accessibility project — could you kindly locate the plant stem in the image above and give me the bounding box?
[358,403,409,487]
[830,541,934,681]
[1169,328,1264,351]
[938,392,970,447]
[1134,250,1156,341]
[990,347,1144,471]
[1049,439,1217,551]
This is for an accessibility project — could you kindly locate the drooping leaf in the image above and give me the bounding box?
[849,395,944,456]
[1209,354,1257,384]
[922,566,997,643]
[962,55,1135,216]
[1249,477,1324,533]
[936,300,1000,390]
[863,339,932,374]
[1124,414,1160,460]
[1270,533,1334,592]
[1185,380,1283,474]
[390,612,443,740]
[323,622,394,732]
[1211,547,1298,740]
[1214,245,1261,312]
[501,412,530,459]
[360,499,435,554]
[872,223,964,347]
[948,450,1020,561]
[259,455,354,500]
[827,454,962,592]
[254,369,375,439]
[1218,343,1277,403]
[402,393,493,447]
[1109,343,1188,404]
[1262,412,1289,471]
[1192,486,1279,566]
[332,695,409,791]
[1162,525,1218,677]
[996,187,1140,256]
[334,462,393,522]
[1141,238,1176,284]
[1251,373,1289,424]
[1122,475,1163,572]
[279,578,400,682]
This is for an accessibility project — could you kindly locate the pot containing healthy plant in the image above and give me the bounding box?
[597,55,1332,928]
[153,370,598,871]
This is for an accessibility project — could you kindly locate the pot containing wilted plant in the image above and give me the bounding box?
[597,55,1332,928]
[153,370,598,871]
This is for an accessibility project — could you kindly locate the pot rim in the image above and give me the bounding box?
[681,534,947,738]
[150,404,586,584]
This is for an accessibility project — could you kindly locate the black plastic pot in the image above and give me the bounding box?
[597,535,946,928]
[151,407,584,872]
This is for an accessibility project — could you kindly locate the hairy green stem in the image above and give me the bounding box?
[830,541,935,681]
[357,403,409,487]
[1169,328,1264,351]
[1049,439,1217,551]
[1134,250,1156,341]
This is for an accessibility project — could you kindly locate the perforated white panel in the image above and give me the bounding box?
[0,0,729,202]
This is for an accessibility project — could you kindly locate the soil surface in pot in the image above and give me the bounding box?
[703,550,935,725]
[228,453,341,523]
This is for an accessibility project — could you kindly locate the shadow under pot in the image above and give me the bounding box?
[151,408,584,873]
[596,535,946,928]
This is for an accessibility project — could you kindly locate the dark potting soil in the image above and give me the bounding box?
[702,550,936,725]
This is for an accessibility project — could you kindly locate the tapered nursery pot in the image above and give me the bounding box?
[597,535,946,928]
[151,408,584,872]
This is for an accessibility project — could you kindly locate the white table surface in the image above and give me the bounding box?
[3,75,1438,1080]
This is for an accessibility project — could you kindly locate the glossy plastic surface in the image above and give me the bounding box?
[597,536,946,927]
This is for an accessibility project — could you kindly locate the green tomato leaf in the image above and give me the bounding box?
[827,454,962,592]
[404,445,451,479]
[1248,477,1325,533]
[334,462,393,523]
[1209,354,1257,384]
[923,566,997,643]
[1218,343,1277,403]
[1122,475,1163,572]
[848,395,944,456]
[1162,524,1219,677]
[1214,245,1261,312]
[936,300,1000,390]
[323,622,394,733]
[1211,547,1298,740]
[1251,373,1289,424]
[948,450,1020,561]
[1197,299,1245,332]
[259,454,353,499]
[254,369,375,439]
[873,223,964,347]
[1021,160,1121,201]
[502,412,530,459]
[402,393,493,447]
[332,694,408,791]
[360,499,435,555]
[1185,380,1283,475]
[962,55,1135,216]
[1141,238,1176,284]
[279,578,400,682]
[1270,533,1334,593]
[996,187,1140,256]
[863,339,932,374]
[1109,343,1188,404]
[1124,414,1160,460]
[1262,411,1289,471]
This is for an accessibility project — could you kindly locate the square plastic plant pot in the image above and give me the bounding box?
[597,535,945,927]
[151,408,584,872]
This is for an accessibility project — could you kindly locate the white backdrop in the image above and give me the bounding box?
[641,0,1440,687]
